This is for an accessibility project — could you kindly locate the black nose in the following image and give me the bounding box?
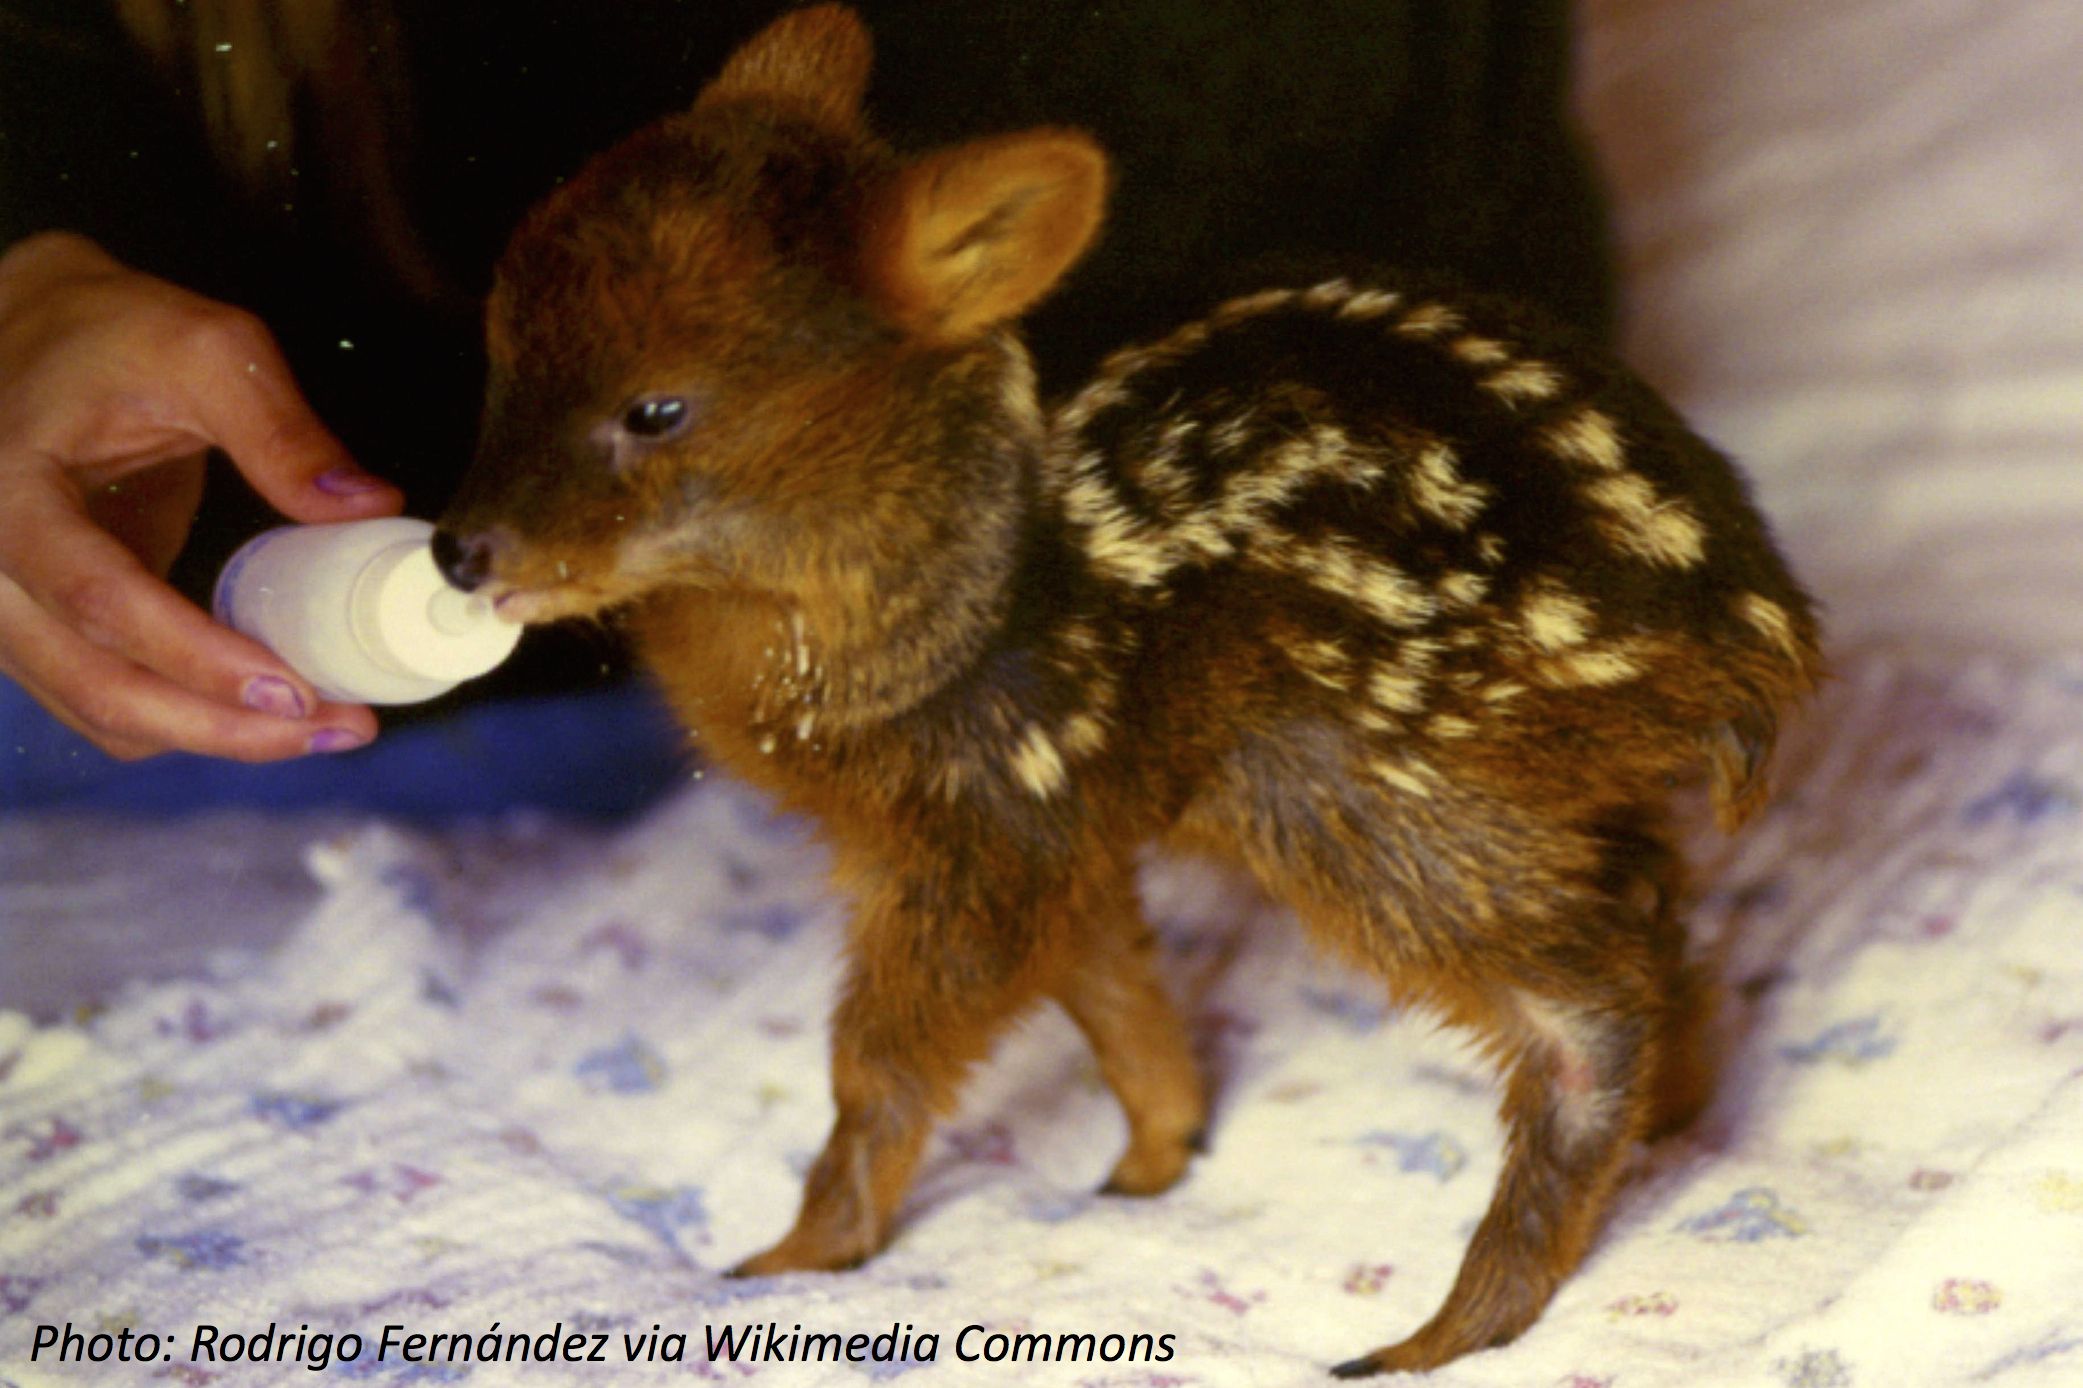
[431,528,493,592]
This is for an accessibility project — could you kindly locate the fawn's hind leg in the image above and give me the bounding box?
[1610,813,1716,1141]
[1648,953,1717,1142]
[1053,901,1206,1197]
[1333,967,1662,1377]
[1330,821,1714,1373]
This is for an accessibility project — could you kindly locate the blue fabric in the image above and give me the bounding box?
[1,677,689,823]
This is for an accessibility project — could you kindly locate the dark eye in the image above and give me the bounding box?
[619,395,692,441]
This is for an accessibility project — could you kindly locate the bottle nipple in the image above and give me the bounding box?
[426,585,493,638]
[355,539,521,686]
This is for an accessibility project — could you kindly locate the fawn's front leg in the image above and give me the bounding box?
[1052,890,1206,1198]
[732,863,1054,1277]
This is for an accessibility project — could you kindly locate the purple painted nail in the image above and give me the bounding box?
[307,727,368,754]
[242,675,309,719]
[315,465,387,496]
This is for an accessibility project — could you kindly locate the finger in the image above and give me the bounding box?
[0,576,375,762]
[172,310,404,522]
[0,646,159,762]
[0,456,331,719]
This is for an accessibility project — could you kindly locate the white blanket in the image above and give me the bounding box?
[4,648,2083,1386]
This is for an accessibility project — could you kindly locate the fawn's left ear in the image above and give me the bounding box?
[859,128,1109,344]
[697,3,873,131]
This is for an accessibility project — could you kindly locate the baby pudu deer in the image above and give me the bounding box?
[436,6,1819,1375]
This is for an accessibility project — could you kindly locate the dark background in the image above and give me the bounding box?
[0,0,1611,807]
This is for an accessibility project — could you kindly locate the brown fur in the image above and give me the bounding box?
[438,6,1822,1374]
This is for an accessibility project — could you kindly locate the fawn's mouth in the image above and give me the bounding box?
[488,581,611,625]
[480,534,712,624]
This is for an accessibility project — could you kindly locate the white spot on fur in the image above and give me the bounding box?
[1063,454,1177,588]
[1584,473,1708,568]
[1408,442,1490,529]
[1095,343,1159,384]
[1736,593,1801,656]
[1067,422,1395,589]
[1058,378,1130,432]
[1214,287,1297,322]
[1135,448,1198,516]
[1520,583,1596,651]
[1104,317,1213,375]
[1285,637,1356,691]
[1515,992,1619,1147]
[1353,707,1399,734]
[1437,571,1489,610]
[1219,427,1383,538]
[790,612,811,679]
[1369,757,1438,799]
[1368,663,1430,716]
[1153,416,1198,458]
[1010,723,1068,798]
[1450,335,1511,367]
[1397,303,1463,337]
[1060,712,1108,757]
[1209,414,1254,456]
[995,337,1046,438]
[1427,713,1478,739]
[1272,533,1437,630]
[1544,407,1625,472]
[1337,288,1401,320]
[1538,643,1647,688]
[1483,361,1565,404]
[1302,279,1355,309]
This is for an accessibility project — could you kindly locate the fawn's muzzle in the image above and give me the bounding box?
[431,528,496,593]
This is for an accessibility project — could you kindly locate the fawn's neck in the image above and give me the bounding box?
[632,333,1047,756]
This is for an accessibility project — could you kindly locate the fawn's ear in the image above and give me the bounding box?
[697,3,872,131]
[860,129,1109,343]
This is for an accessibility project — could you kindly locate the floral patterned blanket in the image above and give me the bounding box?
[3,647,2082,1387]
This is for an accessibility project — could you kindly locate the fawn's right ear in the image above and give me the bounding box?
[859,129,1109,344]
[697,3,872,131]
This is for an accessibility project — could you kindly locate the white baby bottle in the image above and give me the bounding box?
[213,518,521,704]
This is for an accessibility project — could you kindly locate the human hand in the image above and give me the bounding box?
[0,231,404,762]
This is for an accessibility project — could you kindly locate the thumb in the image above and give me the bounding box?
[180,311,404,523]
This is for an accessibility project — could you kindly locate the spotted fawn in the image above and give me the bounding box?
[435,6,1821,1374]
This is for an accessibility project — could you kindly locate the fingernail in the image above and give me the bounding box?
[308,727,368,754]
[242,675,309,719]
[315,465,388,497]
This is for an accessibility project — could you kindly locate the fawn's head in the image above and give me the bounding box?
[436,4,1107,624]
